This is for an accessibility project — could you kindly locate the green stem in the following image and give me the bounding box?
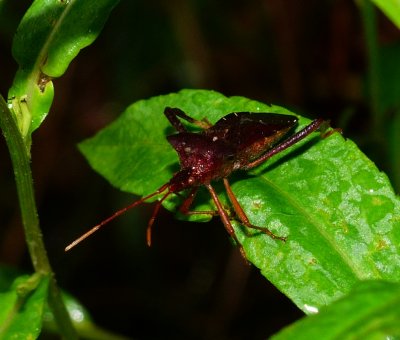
[360,0,381,131]
[0,94,78,339]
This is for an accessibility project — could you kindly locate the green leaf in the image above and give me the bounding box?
[0,265,23,291]
[371,0,400,29]
[271,280,400,340]
[79,89,400,312]
[8,0,119,135]
[0,274,49,339]
[0,265,127,339]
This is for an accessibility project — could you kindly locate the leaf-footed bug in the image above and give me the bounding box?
[66,107,335,259]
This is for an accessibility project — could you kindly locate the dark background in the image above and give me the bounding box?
[1,1,399,339]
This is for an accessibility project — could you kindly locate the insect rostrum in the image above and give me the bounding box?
[66,107,330,259]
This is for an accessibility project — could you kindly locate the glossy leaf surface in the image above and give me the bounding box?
[8,0,119,134]
[272,280,400,339]
[79,89,400,312]
[0,274,49,339]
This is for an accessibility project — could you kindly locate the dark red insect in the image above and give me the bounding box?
[66,107,331,258]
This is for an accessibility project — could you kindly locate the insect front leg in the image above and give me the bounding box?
[146,189,173,247]
[164,107,212,133]
[205,183,248,260]
[178,187,220,217]
[223,178,287,241]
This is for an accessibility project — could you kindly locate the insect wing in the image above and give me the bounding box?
[206,112,298,163]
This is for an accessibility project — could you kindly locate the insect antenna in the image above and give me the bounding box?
[65,183,170,251]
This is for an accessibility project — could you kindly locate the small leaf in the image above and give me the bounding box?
[0,265,23,291]
[371,0,400,29]
[0,265,127,339]
[79,89,400,312]
[0,274,49,339]
[8,0,119,134]
[271,280,400,340]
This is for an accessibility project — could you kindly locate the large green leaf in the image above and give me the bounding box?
[79,89,400,312]
[0,274,49,339]
[8,0,119,135]
[272,280,400,339]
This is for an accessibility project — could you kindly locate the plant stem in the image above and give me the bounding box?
[360,0,381,130]
[0,94,78,339]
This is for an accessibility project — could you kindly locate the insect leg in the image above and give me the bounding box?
[146,190,173,247]
[205,183,247,259]
[178,187,219,216]
[243,118,328,170]
[319,120,342,138]
[223,178,286,241]
[164,107,212,132]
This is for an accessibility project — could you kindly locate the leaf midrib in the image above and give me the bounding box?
[26,1,74,99]
[259,175,382,280]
